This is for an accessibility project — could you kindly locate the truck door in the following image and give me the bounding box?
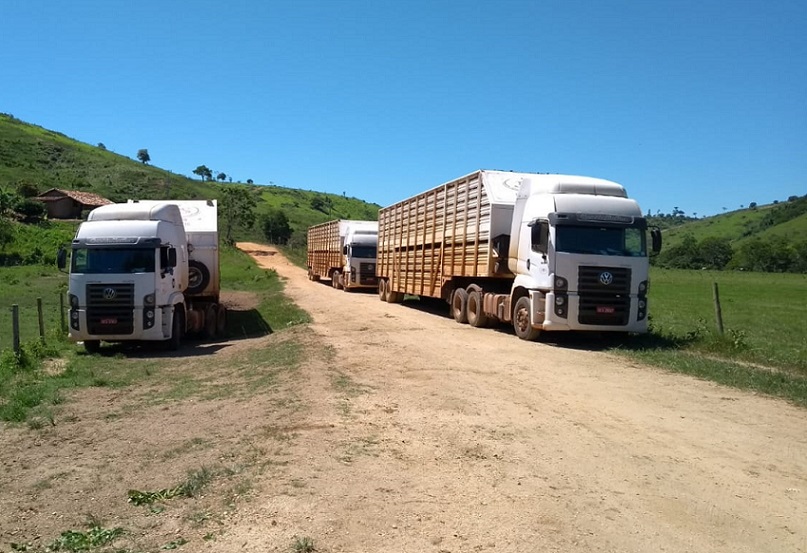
[530,220,550,279]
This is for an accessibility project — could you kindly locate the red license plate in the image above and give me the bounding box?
[596,306,615,314]
[101,318,118,325]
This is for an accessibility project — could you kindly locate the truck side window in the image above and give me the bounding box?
[160,246,176,269]
[531,221,549,254]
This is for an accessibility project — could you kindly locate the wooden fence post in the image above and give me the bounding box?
[37,297,45,342]
[712,282,724,335]
[12,304,21,354]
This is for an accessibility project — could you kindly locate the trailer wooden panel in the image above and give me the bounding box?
[307,220,342,279]
[378,171,513,300]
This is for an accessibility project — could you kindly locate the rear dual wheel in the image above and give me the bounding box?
[466,290,489,328]
[451,289,468,324]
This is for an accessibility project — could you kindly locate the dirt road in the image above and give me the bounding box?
[1,243,805,553]
[225,243,807,552]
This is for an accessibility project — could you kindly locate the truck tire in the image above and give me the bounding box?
[467,289,488,328]
[187,260,211,295]
[167,308,184,351]
[451,288,468,324]
[378,279,388,302]
[513,296,540,341]
[83,340,101,354]
[216,305,227,336]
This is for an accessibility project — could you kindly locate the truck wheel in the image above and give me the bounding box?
[467,290,488,328]
[216,305,227,337]
[451,289,468,324]
[167,308,184,351]
[378,279,388,302]
[83,340,101,354]
[203,304,218,339]
[513,296,540,341]
[187,260,211,295]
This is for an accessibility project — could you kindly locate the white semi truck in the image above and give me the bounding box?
[58,199,225,352]
[307,219,378,291]
[376,170,661,340]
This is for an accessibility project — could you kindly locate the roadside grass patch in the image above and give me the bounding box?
[611,268,807,407]
[128,466,214,506]
[292,536,316,553]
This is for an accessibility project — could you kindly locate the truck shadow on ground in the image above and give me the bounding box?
[396,297,688,352]
[77,307,273,358]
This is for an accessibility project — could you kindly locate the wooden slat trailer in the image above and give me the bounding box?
[376,170,515,304]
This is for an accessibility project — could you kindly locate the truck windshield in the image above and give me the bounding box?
[350,246,377,259]
[71,248,156,274]
[555,226,646,257]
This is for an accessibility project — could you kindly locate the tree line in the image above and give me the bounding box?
[654,234,807,273]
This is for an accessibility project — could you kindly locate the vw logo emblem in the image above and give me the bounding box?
[103,287,117,300]
[598,272,614,286]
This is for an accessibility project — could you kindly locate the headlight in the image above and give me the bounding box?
[555,295,566,306]
[639,280,648,294]
[554,276,568,290]
[144,293,155,306]
[639,300,646,309]
[69,294,79,308]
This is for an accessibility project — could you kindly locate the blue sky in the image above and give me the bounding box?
[2,0,805,217]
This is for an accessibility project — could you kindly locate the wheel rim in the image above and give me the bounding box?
[516,305,530,335]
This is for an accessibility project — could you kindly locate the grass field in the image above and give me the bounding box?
[646,268,806,371]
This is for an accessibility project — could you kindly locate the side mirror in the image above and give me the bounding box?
[57,247,67,271]
[343,245,348,255]
[650,227,662,255]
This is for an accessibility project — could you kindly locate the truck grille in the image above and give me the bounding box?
[86,283,135,335]
[577,267,631,326]
[359,263,377,285]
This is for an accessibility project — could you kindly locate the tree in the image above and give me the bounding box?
[732,237,795,273]
[246,179,254,185]
[16,181,39,198]
[0,187,18,217]
[216,172,227,182]
[262,208,292,245]
[0,217,13,252]
[219,186,257,243]
[15,198,47,223]
[310,195,332,214]
[97,143,106,150]
[137,149,150,164]
[193,165,213,181]
[749,202,757,209]
[696,237,734,270]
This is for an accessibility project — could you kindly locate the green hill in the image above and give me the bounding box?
[650,197,807,272]
[0,112,379,246]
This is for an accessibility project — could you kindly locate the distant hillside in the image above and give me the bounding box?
[0,113,379,245]
[650,197,807,272]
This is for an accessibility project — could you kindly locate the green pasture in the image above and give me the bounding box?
[647,268,806,371]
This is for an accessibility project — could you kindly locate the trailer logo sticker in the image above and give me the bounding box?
[598,272,614,286]
[103,287,117,300]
